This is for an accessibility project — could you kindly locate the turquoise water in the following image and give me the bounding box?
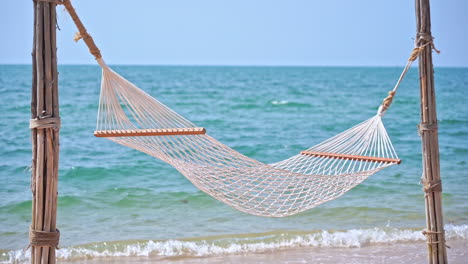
[1,65,467,261]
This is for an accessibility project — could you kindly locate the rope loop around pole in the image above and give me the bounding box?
[416,32,433,44]
[417,122,438,136]
[28,225,60,249]
[416,32,441,55]
[422,229,445,245]
[421,179,442,193]
[30,117,61,130]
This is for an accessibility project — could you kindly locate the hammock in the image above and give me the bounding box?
[62,0,424,217]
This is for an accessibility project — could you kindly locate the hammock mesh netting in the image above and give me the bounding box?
[93,59,400,217]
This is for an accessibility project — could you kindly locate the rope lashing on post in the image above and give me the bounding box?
[29,117,61,130]
[27,226,60,250]
[416,32,441,54]
[422,229,445,245]
[420,177,442,198]
[417,122,438,136]
[422,179,442,193]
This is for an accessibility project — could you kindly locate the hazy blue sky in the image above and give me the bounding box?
[1,0,466,66]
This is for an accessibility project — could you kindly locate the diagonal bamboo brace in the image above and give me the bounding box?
[62,0,102,59]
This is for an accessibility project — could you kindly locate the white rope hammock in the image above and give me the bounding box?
[61,0,429,217]
[91,58,406,217]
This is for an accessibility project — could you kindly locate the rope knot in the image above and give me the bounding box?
[30,116,61,130]
[417,32,433,43]
[73,32,82,42]
[382,91,396,107]
[378,90,396,115]
[28,226,60,249]
[409,46,425,61]
[412,32,441,60]
[422,179,442,193]
[417,122,438,136]
[71,31,101,59]
[422,229,444,244]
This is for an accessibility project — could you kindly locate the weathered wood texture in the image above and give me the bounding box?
[415,0,447,263]
[31,1,60,264]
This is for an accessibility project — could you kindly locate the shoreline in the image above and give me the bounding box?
[2,224,468,263]
[58,239,468,264]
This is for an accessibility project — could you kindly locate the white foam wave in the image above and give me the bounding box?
[271,100,289,105]
[3,224,467,263]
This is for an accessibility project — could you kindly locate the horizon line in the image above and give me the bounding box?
[1,63,466,68]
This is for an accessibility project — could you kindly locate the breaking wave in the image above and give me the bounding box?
[3,224,467,263]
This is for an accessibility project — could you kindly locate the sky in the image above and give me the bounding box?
[0,0,467,67]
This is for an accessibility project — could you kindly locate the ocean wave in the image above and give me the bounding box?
[3,224,467,263]
[271,100,289,105]
[269,100,311,107]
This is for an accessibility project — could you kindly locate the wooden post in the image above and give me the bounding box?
[415,0,447,263]
[31,1,60,264]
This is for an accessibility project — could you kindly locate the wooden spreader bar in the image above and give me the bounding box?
[301,151,401,164]
[94,127,206,137]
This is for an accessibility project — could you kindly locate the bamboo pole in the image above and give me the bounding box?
[49,4,59,262]
[414,0,447,263]
[31,1,60,264]
[33,2,45,262]
[30,3,38,263]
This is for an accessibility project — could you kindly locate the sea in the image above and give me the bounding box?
[1,65,467,263]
